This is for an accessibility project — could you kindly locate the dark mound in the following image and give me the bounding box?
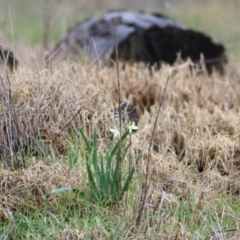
[51,10,227,73]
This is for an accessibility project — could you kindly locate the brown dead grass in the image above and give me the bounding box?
[1,59,240,237]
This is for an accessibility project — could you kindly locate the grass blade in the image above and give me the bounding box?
[110,129,130,158]
[121,144,146,196]
[79,128,92,154]
[48,187,73,195]
[86,161,100,203]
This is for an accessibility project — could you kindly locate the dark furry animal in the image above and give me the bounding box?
[0,46,18,71]
[51,10,227,73]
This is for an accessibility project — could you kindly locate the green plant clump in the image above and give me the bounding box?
[50,127,144,207]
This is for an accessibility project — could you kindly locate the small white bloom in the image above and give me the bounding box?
[110,126,120,138]
[128,121,138,134]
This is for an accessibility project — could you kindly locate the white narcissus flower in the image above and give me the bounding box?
[128,122,138,134]
[110,126,120,138]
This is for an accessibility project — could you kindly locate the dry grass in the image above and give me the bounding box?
[0,1,239,238]
[0,58,240,238]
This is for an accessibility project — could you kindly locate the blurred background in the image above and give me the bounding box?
[0,0,239,63]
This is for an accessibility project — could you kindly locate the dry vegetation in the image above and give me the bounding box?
[0,59,240,239]
[0,0,240,239]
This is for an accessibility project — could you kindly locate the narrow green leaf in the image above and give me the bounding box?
[112,151,121,198]
[99,154,107,195]
[121,143,131,162]
[110,129,130,159]
[48,187,73,195]
[121,144,147,196]
[86,162,100,203]
[79,128,92,154]
[106,152,112,194]
[92,131,98,167]
[92,131,101,189]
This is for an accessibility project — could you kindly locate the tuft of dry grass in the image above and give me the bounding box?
[0,161,82,216]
